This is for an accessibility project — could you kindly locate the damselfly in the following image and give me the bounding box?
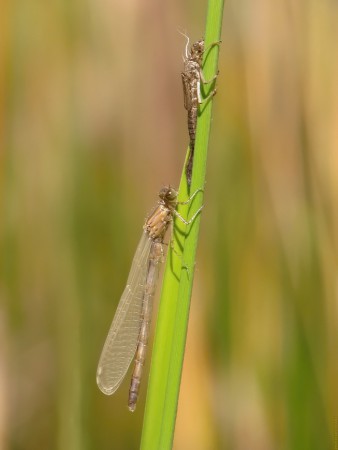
[181,34,220,186]
[96,186,202,411]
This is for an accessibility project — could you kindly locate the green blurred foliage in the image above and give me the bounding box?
[1,0,337,449]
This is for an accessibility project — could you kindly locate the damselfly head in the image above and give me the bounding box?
[158,186,178,204]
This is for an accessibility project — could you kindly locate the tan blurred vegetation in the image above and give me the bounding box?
[1,0,337,449]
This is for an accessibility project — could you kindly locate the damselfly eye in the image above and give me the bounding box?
[159,186,177,202]
[166,188,178,201]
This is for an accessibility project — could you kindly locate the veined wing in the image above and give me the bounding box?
[96,232,152,395]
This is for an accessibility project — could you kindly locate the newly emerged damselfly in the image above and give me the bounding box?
[96,186,202,411]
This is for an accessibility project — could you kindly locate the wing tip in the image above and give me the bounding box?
[96,369,118,396]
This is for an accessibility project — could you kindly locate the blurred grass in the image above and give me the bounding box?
[2,0,338,449]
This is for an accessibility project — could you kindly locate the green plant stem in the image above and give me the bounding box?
[140,1,224,448]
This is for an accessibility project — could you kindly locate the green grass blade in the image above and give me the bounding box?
[140,1,224,448]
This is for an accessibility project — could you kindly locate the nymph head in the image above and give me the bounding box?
[190,39,205,59]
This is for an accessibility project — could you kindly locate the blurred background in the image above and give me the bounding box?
[1,0,337,448]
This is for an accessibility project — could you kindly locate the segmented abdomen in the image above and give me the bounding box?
[128,242,162,411]
[186,105,198,185]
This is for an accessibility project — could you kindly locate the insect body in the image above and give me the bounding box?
[96,186,202,411]
[181,36,220,185]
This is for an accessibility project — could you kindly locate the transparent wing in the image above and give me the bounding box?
[96,232,152,395]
